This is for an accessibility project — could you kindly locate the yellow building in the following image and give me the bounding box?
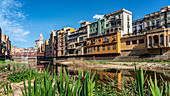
[84,32,121,55]
[56,27,76,57]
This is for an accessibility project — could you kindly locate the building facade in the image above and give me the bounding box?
[121,5,170,56]
[44,5,170,58]
[56,27,76,57]
[35,34,44,51]
[11,47,44,64]
[68,22,91,56]
[0,28,12,58]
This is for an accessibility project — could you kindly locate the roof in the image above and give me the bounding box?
[105,8,132,17]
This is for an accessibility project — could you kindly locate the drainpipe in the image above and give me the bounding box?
[168,31,170,47]
[164,32,166,47]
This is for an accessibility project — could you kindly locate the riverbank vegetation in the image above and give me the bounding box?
[84,60,170,65]
[0,64,170,96]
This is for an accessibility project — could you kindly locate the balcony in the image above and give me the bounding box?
[147,28,170,33]
[103,37,109,43]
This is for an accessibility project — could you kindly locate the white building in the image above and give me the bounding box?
[35,34,44,49]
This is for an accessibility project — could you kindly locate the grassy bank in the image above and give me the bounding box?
[0,64,170,96]
[0,60,30,66]
[84,60,170,64]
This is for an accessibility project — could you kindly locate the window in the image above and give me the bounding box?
[132,40,137,44]
[111,16,115,20]
[113,44,116,50]
[153,35,159,44]
[107,30,109,33]
[113,36,116,41]
[113,22,116,27]
[156,19,159,25]
[91,40,95,44]
[106,24,109,27]
[127,15,129,20]
[111,29,113,32]
[104,37,109,41]
[149,36,152,45]
[117,21,121,26]
[119,15,121,19]
[84,48,87,53]
[147,21,150,27]
[126,41,130,45]
[87,41,89,45]
[98,39,101,42]
[160,34,164,44]
[97,46,100,51]
[91,47,93,53]
[107,45,110,50]
[139,39,144,44]
[93,47,95,52]
[103,45,105,51]
[88,48,90,53]
[152,20,155,26]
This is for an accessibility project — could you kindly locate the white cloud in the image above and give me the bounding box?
[93,14,104,19]
[14,38,27,42]
[78,20,85,23]
[0,0,30,43]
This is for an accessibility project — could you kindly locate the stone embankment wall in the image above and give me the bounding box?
[53,54,170,61]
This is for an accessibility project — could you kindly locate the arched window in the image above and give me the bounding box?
[149,36,152,45]
[160,34,164,44]
[153,35,159,44]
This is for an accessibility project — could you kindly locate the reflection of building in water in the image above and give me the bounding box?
[11,47,44,64]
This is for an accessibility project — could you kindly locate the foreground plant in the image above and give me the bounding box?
[3,82,13,96]
[21,66,99,96]
[147,73,163,96]
[1,65,170,96]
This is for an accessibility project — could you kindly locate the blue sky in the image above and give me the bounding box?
[0,0,169,48]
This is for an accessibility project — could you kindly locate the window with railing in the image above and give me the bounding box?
[117,21,121,27]
[132,40,137,44]
[113,36,116,41]
[91,47,93,53]
[156,19,159,25]
[111,16,115,21]
[126,41,130,45]
[98,39,101,42]
[104,37,109,42]
[107,45,110,50]
[111,22,116,27]
[152,20,155,26]
[160,34,164,44]
[88,48,90,53]
[103,45,105,51]
[106,24,109,27]
[153,35,159,44]
[93,47,95,52]
[127,15,129,20]
[91,39,95,44]
[139,39,144,44]
[113,44,116,50]
[97,46,100,51]
[147,21,150,27]
[84,48,87,53]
